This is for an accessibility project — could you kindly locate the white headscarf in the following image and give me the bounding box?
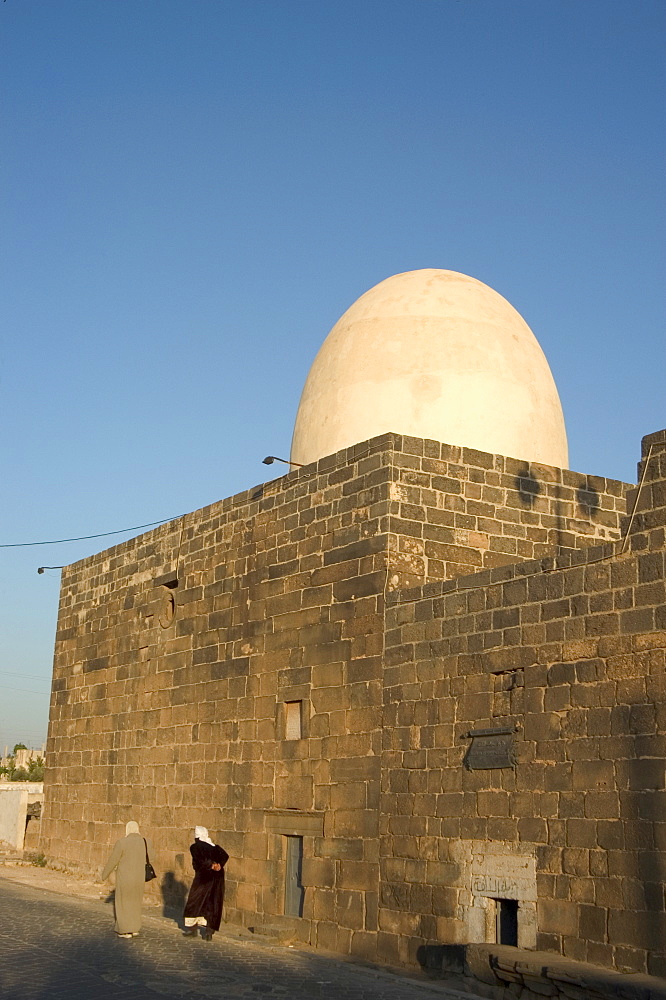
[194,825,214,845]
[126,821,140,836]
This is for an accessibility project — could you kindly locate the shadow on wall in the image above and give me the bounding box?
[515,470,601,519]
[627,706,666,977]
[515,469,606,555]
[160,869,189,924]
[576,484,600,516]
[515,469,541,507]
[416,943,466,978]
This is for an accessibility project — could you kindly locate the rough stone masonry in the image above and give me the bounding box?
[39,428,666,979]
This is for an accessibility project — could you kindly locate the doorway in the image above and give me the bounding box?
[284,835,304,917]
[495,898,518,946]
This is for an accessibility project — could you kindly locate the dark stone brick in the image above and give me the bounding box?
[431,476,462,494]
[492,607,520,629]
[83,657,109,673]
[585,613,619,636]
[323,536,386,566]
[620,607,656,634]
[579,903,607,941]
[548,662,577,685]
[333,572,385,602]
[541,599,570,620]
[638,552,665,583]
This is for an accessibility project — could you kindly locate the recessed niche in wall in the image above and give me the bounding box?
[285,701,302,740]
[158,587,176,628]
[492,667,524,717]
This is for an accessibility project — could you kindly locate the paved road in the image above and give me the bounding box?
[0,877,485,1000]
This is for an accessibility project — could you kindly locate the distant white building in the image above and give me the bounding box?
[0,782,43,850]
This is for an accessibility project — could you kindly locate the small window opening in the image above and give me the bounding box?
[285,701,302,740]
[284,835,304,916]
[495,898,518,946]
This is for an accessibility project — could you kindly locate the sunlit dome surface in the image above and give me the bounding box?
[291,269,568,469]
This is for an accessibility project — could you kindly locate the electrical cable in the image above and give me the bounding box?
[0,515,185,549]
[621,443,653,552]
[1,685,50,696]
[0,669,50,681]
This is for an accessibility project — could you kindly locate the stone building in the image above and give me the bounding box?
[0,782,44,850]
[0,745,45,775]
[40,271,665,982]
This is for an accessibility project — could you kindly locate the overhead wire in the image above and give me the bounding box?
[1,685,50,696]
[0,669,51,681]
[0,515,185,549]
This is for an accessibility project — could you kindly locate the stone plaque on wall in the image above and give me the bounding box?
[469,849,537,903]
[463,727,516,770]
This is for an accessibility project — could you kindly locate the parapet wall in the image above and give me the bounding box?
[385,436,627,591]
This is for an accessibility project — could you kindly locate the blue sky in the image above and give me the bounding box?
[1,0,664,751]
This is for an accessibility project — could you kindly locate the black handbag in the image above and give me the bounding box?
[144,838,156,882]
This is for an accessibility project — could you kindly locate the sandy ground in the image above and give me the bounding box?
[0,853,108,901]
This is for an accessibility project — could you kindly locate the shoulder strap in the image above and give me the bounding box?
[143,837,150,862]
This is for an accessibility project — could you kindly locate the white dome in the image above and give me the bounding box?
[290,269,568,468]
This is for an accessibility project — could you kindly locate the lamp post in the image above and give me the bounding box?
[262,456,303,467]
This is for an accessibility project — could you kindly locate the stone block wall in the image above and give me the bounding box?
[385,436,627,591]
[43,433,396,952]
[40,430,642,970]
[381,434,666,975]
[466,944,666,1000]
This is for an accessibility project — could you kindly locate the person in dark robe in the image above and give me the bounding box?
[182,826,229,940]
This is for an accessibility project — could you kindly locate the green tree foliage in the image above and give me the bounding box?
[0,752,45,782]
[27,758,44,781]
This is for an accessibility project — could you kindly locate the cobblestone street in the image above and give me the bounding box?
[0,876,486,1000]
